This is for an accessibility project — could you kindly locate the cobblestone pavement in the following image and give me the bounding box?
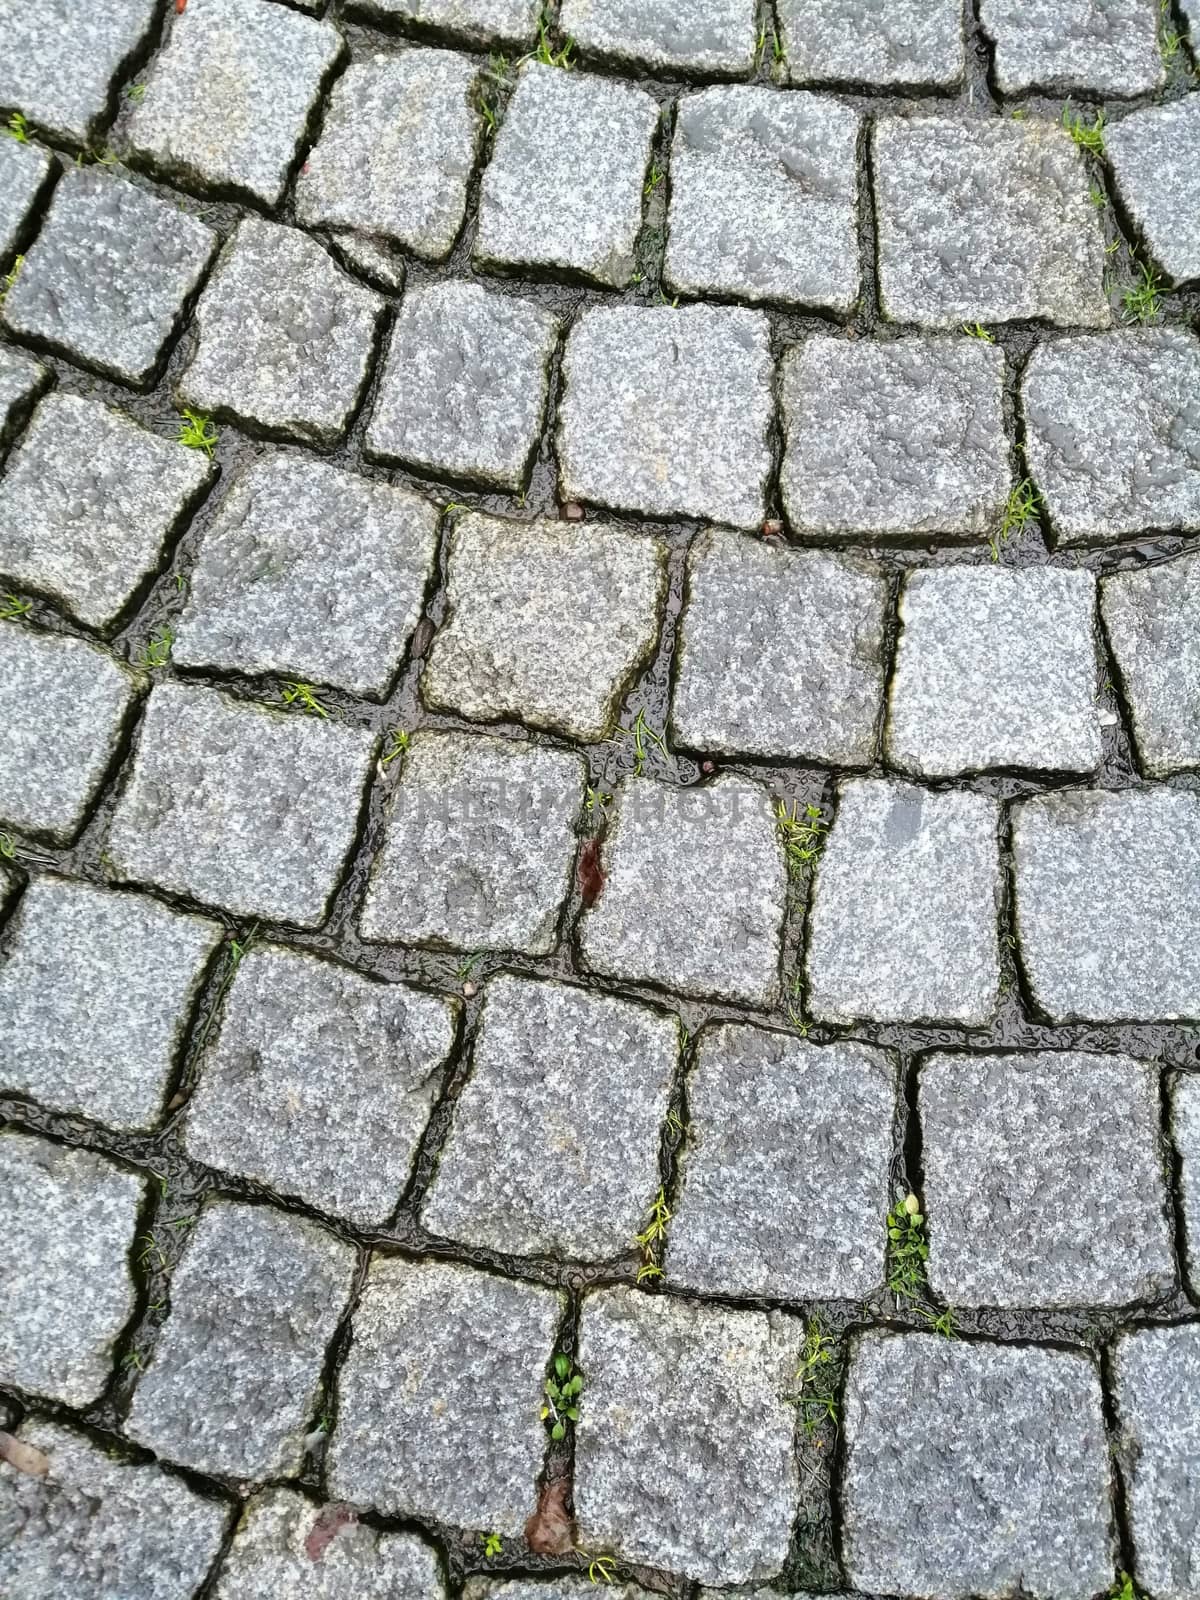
[3,2,1200,1597]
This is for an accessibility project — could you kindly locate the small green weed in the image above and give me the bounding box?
[1089,184,1106,208]
[776,800,827,877]
[619,708,667,776]
[121,1350,145,1372]
[1112,1572,1139,1600]
[582,1555,616,1584]
[644,163,664,198]
[4,111,29,143]
[281,681,330,719]
[480,1532,503,1559]
[127,81,147,101]
[664,1107,683,1137]
[478,52,510,134]
[634,1186,671,1282]
[921,1305,959,1338]
[1061,101,1105,154]
[138,626,173,669]
[542,1353,584,1441]
[0,593,31,620]
[1161,0,1184,59]
[381,727,410,767]
[137,1232,167,1270]
[960,322,994,342]
[0,254,25,304]
[585,785,612,815]
[784,974,809,1035]
[786,1317,839,1438]
[177,408,217,456]
[886,1193,929,1301]
[990,477,1040,561]
[1122,260,1166,323]
[532,13,575,69]
[0,832,14,859]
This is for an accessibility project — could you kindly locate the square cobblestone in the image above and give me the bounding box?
[1023,331,1200,544]
[671,527,888,764]
[126,1200,355,1480]
[0,0,159,145]
[2,625,136,845]
[0,878,221,1131]
[184,944,456,1228]
[106,682,376,927]
[0,394,214,630]
[422,975,676,1259]
[806,778,1001,1026]
[0,345,49,453]
[1013,786,1200,1022]
[886,567,1102,776]
[365,281,560,491]
[1109,97,1200,286]
[781,336,1010,542]
[1172,1072,1200,1296]
[423,514,666,742]
[667,1024,894,1299]
[780,0,965,89]
[125,0,343,208]
[580,775,786,1007]
[979,0,1163,96]
[2,1132,142,1406]
[575,1289,801,1584]
[1102,551,1200,776]
[559,0,756,76]
[349,0,539,46]
[921,1050,1173,1309]
[843,1333,1114,1599]
[360,732,584,955]
[172,453,439,697]
[2,167,217,387]
[0,137,54,262]
[328,1258,561,1532]
[663,88,859,311]
[475,63,659,288]
[558,305,773,530]
[873,116,1109,328]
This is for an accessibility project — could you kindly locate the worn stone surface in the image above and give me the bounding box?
[1,625,136,845]
[979,0,1163,96]
[423,975,676,1259]
[921,1050,1173,1308]
[173,453,439,697]
[1108,96,1200,286]
[2,167,217,387]
[781,336,1010,542]
[423,514,666,742]
[671,527,887,764]
[126,1201,355,1480]
[575,1289,801,1584]
[667,1025,894,1299]
[780,0,965,88]
[887,566,1102,776]
[873,116,1109,328]
[664,88,859,311]
[0,0,158,144]
[0,878,221,1131]
[0,345,49,453]
[580,775,786,1007]
[843,1333,1114,1600]
[1013,786,1200,1022]
[1102,551,1200,776]
[0,137,54,262]
[1,1132,142,1406]
[328,1258,561,1533]
[329,232,407,293]
[361,732,584,955]
[1185,0,1200,31]
[807,778,1001,1026]
[347,0,541,48]
[1023,331,1200,543]
[178,218,383,447]
[106,682,376,927]
[560,0,756,76]
[366,281,560,491]
[0,394,213,629]
[558,304,773,530]
[1173,1073,1200,1296]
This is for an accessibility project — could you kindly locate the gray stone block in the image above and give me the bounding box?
[1186,0,1200,31]
[365,281,560,491]
[887,566,1102,776]
[667,1024,894,1299]
[360,732,584,955]
[330,232,407,294]
[781,334,1010,542]
[173,453,438,697]
[106,682,376,927]
[178,218,383,447]
[1102,551,1200,776]
[422,513,666,742]
[422,975,676,1259]
[1172,1072,1200,1296]
[0,137,54,262]
[780,0,965,88]
[1,1132,142,1406]
[0,345,49,453]
[0,0,158,145]
[580,774,786,1007]
[1108,96,1200,286]
[559,0,756,77]
[2,167,217,387]
[558,304,773,530]
[328,1258,561,1532]
[347,0,540,48]
[843,1332,1114,1600]
[979,0,1163,95]
[1013,786,1200,1022]
[873,116,1109,329]
[663,88,859,311]
[575,1288,801,1584]
[126,1200,355,1480]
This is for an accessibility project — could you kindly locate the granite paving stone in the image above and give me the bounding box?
[979,0,1163,96]
[184,944,457,1228]
[779,0,965,89]
[346,0,541,49]
[574,1288,801,1584]
[0,0,159,145]
[1102,550,1200,775]
[422,514,666,742]
[1012,786,1200,1022]
[328,1258,561,1532]
[0,137,54,263]
[105,682,377,928]
[1172,1073,1200,1295]
[1186,0,1200,32]
[360,732,584,955]
[1,167,218,387]
[172,454,439,697]
[125,1201,356,1480]
[0,878,221,1131]
[666,1024,894,1299]
[807,779,1001,1026]
[1,1132,143,1406]
[559,0,756,78]
[1108,96,1200,286]
[0,345,49,453]
[842,1333,1114,1599]
[663,88,859,312]
[422,975,676,1259]
[366,281,560,491]
[558,304,774,530]
[0,393,214,630]
[329,233,407,294]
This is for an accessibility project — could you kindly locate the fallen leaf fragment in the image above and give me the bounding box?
[305,1503,357,1562]
[525,1477,575,1555]
[578,838,606,906]
[0,1431,49,1477]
